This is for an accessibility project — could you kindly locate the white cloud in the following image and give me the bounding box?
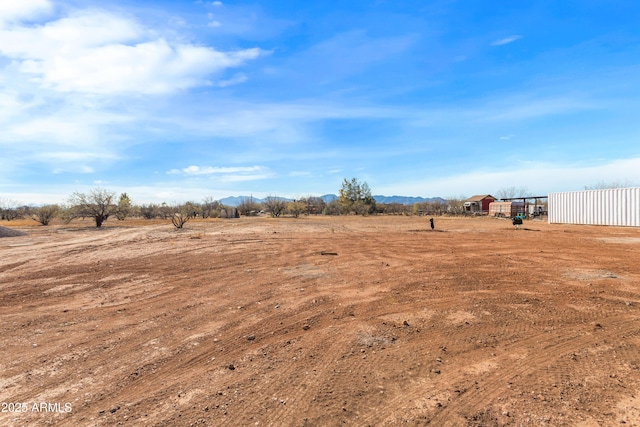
[167,165,266,175]
[376,157,640,197]
[165,101,400,143]
[0,92,25,123]
[475,96,596,122]
[0,0,52,24]
[0,8,265,95]
[219,173,271,182]
[166,165,273,184]
[406,93,599,128]
[52,165,94,174]
[0,11,143,58]
[25,40,262,94]
[500,134,515,140]
[491,35,522,46]
[0,109,132,146]
[217,73,247,87]
[289,171,312,177]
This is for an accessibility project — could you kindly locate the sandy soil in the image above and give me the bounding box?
[1,215,640,426]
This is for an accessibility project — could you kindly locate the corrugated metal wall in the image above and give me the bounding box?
[548,187,640,226]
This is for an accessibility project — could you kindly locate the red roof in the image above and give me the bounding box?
[467,194,496,202]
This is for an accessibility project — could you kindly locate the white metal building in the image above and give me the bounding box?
[548,187,640,227]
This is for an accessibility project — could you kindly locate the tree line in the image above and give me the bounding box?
[1,178,470,228]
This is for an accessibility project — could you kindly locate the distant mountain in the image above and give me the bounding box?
[219,195,294,206]
[373,195,446,205]
[219,196,255,206]
[219,194,443,206]
[320,194,338,203]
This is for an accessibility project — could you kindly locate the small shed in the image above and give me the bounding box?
[464,195,496,214]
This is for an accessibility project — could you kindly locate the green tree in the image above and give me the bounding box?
[115,193,132,220]
[339,178,375,215]
[287,200,307,218]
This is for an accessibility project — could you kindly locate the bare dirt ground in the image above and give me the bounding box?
[1,215,640,426]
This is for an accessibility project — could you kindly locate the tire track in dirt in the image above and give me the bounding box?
[422,313,640,426]
[76,285,345,424]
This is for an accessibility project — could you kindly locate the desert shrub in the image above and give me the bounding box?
[300,196,325,215]
[31,205,60,225]
[238,197,261,216]
[139,204,159,219]
[202,197,222,218]
[287,200,306,218]
[323,200,343,215]
[170,203,197,229]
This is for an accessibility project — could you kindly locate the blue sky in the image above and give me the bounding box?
[1,0,640,204]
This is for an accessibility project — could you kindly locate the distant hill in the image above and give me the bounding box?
[219,196,254,206]
[373,195,446,205]
[320,194,338,203]
[219,194,443,206]
[219,196,293,206]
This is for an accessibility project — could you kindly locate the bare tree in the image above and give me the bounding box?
[202,197,222,218]
[237,196,261,216]
[158,202,174,219]
[496,186,530,200]
[68,189,116,227]
[584,180,638,190]
[381,203,411,215]
[445,196,467,215]
[263,196,287,217]
[31,205,60,226]
[170,203,196,229]
[300,196,326,215]
[0,199,23,221]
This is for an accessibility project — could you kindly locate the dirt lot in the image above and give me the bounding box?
[1,215,640,426]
